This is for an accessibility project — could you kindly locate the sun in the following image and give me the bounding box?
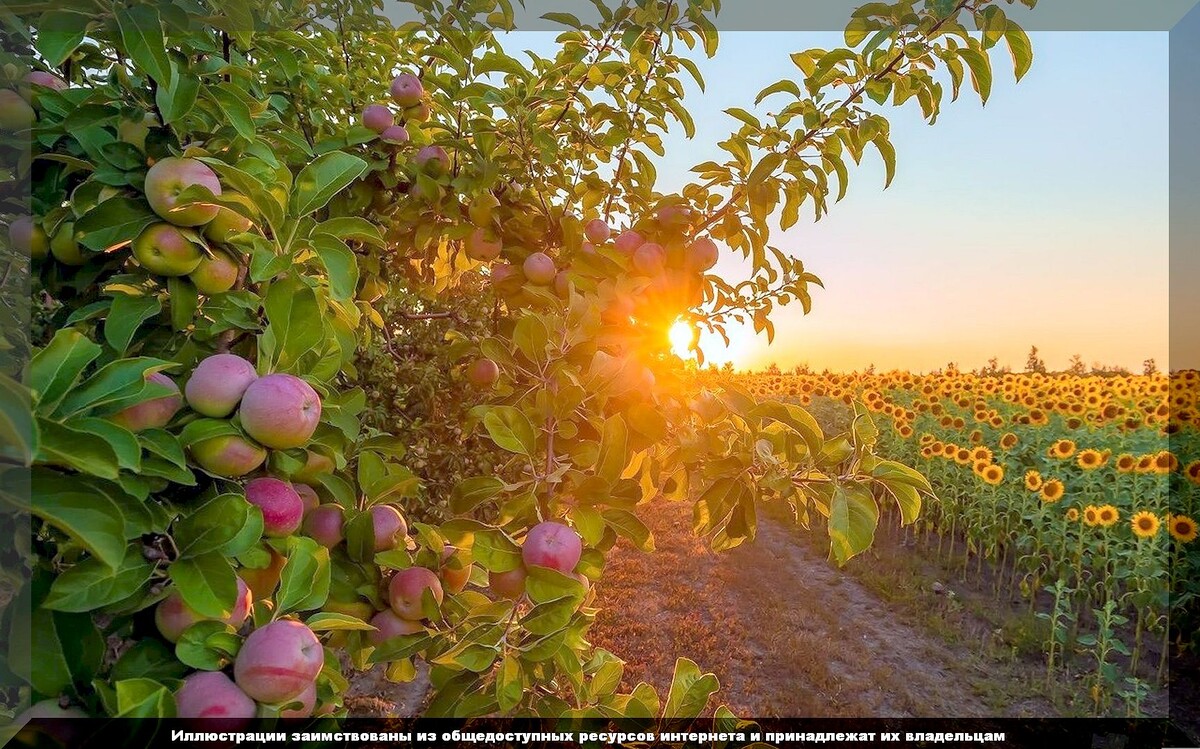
[669,320,694,359]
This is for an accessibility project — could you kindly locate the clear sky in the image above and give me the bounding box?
[501,31,1170,373]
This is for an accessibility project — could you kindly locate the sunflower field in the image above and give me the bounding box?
[722,367,1197,716]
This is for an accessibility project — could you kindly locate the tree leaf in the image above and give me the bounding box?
[75,196,157,253]
[29,468,127,568]
[290,152,367,217]
[482,406,536,456]
[169,552,240,619]
[116,5,171,84]
[29,329,101,412]
[35,10,90,67]
[105,292,161,354]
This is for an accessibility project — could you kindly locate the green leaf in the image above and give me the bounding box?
[173,494,260,559]
[290,152,368,217]
[43,544,153,612]
[75,196,157,253]
[56,356,175,417]
[176,621,238,671]
[170,552,240,619]
[883,480,922,526]
[496,655,522,712]
[111,639,189,682]
[157,62,200,124]
[63,417,140,472]
[206,84,255,141]
[482,406,536,456]
[305,612,376,632]
[871,135,896,188]
[35,11,90,67]
[958,47,993,104]
[116,5,171,83]
[311,234,359,302]
[28,607,105,697]
[750,401,824,456]
[261,277,323,372]
[664,657,720,719]
[1004,24,1034,82]
[450,476,504,515]
[594,415,628,482]
[167,276,199,331]
[471,528,522,573]
[0,373,35,465]
[602,508,653,552]
[276,536,331,614]
[520,597,579,635]
[114,678,176,718]
[754,79,801,105]
[314,217,385,248]
[828,483,879,565]
[30,468,127,567]
[105,292,161,354]
[29,329,101,412]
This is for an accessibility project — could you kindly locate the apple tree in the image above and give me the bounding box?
[0,0,1034,722]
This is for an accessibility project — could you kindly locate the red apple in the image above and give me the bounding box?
[440,546,471,594]
[370,504,408,552]
[584,219,611,244]
[367,608,424,646]
[521,521,582,574]
[155,577,252,643]
[24,71,67,92]
[488,567,527,601]
[191,434,267,477]
[189,250,239,294]
[685,237,719,272]
[132,222,204,276]
[238,373,322,450]
[144,156,222,226]
[244,477,304,538]
[294,483,320,515]
[185,353,258,418]
[110,372,182,431]
[278,682,316,718]
[175,671,257,721]
[632,242,666,276]
[381,124,409,144]
[465,227,501,261]
[362,104,394,133]
[523,252,556,285]
[303,504,345,548]
[388,567,443,621]
[0,89,34,131]
[389,73,424,107]
[233,619,323,704]
[614,230,644,254]
[466,358,499,389]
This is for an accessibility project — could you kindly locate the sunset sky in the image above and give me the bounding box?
[504,31,1171,373]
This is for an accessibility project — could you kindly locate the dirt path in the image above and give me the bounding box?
[589,501,1047,718]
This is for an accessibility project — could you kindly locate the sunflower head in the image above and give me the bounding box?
[1076,449,1105,470]
[1083,505,1100,526]
[1097,505,1120,527]
[1024,470,1043,492]
[999,432,1018,449]
[1169,514,1198,543]
[1116,453,1136,472]
[1052,439,1077,458]
[982,465,1004,486]
[1041,479,1065,504]
[1131,511,1160,539]
[1066,508,1080,522]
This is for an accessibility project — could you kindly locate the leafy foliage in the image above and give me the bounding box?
[0,0,1033,721]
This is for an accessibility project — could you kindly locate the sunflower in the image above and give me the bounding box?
[1041,479,1065,504]
[920,446,934,459]
[1130,511,1160,539]
[1115,453,1136,472]
[954,448,972,465]
[1076,449,1106,470]
[1169,514,1198,543]
[942,442,958,458]
[1154,451,1178,473]
[1050,439,1077,459]
[1066,507,1080,522]
[971,446,993,463]
[999,432,1019,450]
[1186,461,1200,486]
[1024,470,1043,491]
[1083,505,1100,526]
[1135,455,1155,473]
[980,464,1004,486]
[1097,505,1120,527]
